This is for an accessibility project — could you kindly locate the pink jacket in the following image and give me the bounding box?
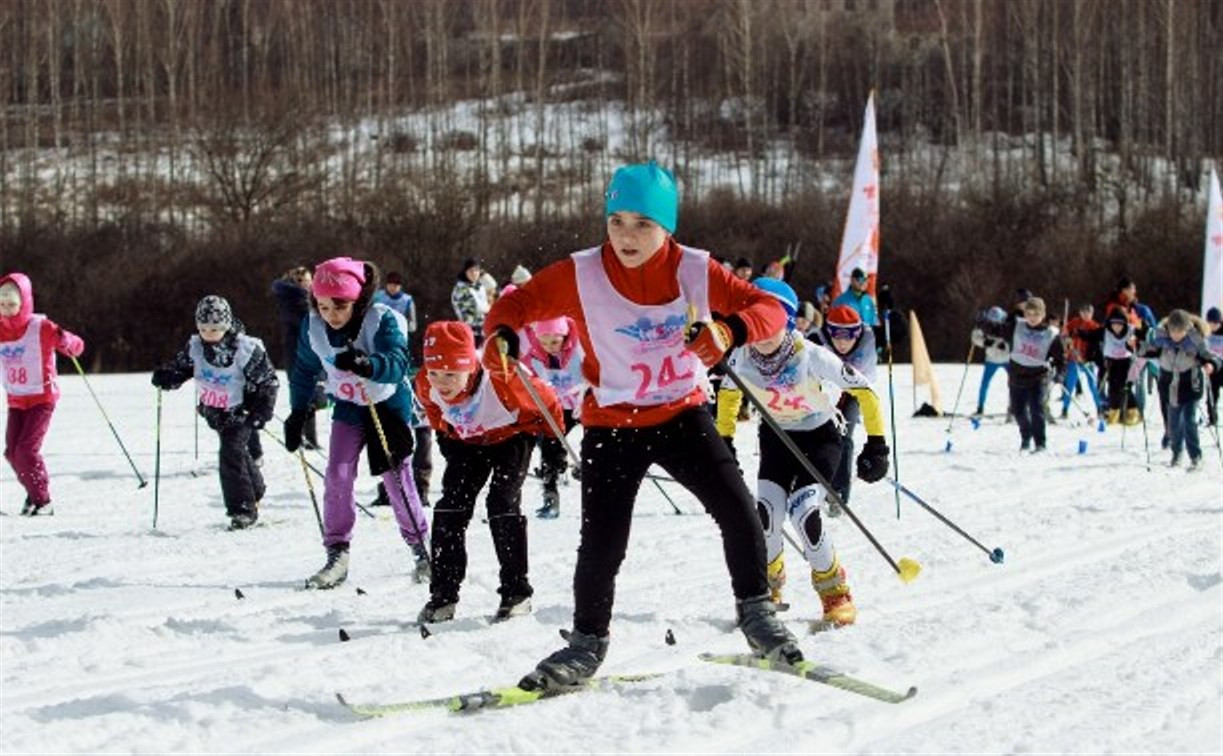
[0,273,85,409]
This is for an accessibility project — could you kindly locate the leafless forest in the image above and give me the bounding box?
[2,0,1220,367]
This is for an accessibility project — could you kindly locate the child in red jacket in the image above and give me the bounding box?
[0,273,84,516]
[414,321,563,624]
[484,161,800,692]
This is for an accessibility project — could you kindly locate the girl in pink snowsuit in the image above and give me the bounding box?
[0,273,84,515]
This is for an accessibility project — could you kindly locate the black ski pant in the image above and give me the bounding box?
[539,410,577,492]
[218,423,264,518]
[756,419,843,550]
[829,399,860,503]
[574,408,768,637]
[1009,380,1048,447]
[1104,357,1135,411]
[431,433,533,604]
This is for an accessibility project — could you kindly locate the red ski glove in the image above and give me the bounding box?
[687,320,733,368]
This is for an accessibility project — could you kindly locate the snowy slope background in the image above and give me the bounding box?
[1,365,1221,754]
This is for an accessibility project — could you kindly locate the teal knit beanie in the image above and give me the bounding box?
[605,162,678,233]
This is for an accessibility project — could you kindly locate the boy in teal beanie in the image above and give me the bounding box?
[604,161,678,233]
[483,162,799,692]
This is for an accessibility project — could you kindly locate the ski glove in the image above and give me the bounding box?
[687,320,733,368]
[482,326,520,372]
[856,435,889,483]
[284,408,309,452]
[151,368,178,391]
[334,347,374,378]
[246,412,268,431]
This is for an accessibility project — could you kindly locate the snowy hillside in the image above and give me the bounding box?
[2,366,1221,753]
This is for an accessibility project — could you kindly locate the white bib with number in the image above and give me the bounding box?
[0,314,47,397]
[308,304,405,406]
[189,334,260,410]
[430,370,517,439]
[574,246,709,407]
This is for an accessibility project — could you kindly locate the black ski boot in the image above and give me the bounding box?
[535,489,560,519]
[737,595,803,664]
[417,596,457,623]
[519,629,609,691]
[21,498,53,516]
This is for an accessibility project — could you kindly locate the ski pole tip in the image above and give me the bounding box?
[990,548,1005,564]
[897,558,922,583]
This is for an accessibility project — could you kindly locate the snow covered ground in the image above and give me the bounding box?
[2,365,1221,753]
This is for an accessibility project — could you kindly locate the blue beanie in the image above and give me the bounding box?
[1207,306,1222,324]
[754,278,798,330]
[605,162,679,233]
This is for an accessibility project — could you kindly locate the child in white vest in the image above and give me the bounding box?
[414,321,562,623]
[283,257,430,589]
[151,296,278,529]
[0,272,84,516]
[722,280,889,628]
[484,161,802,692]
[521,316,586,518]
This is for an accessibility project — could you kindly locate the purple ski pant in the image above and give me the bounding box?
[4,403,55,505]
[323,419,428,549]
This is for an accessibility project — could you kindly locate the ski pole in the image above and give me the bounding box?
[1139,399,1152,472]
[1119,382,1132,450]
[884,477,1003,564]
[883,308,901,518]
[260,426,375,519]
[72,357,147,488]
[358,382,431,571]
[194,405,199,464]
[715,352,919,583]
[640,467,689,516]
[1208,422,1223,470]
[299,448,325,537]
[153,388,162,529]
[945,341,976,435]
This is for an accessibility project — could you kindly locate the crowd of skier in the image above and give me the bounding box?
[3,161,1220,693]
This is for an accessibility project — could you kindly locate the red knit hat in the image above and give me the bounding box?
[825,305,864,339]
[423,321,478,371]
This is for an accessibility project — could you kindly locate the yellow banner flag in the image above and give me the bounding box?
[910,311,942,415]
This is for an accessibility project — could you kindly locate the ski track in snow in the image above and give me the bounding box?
[1,367,1220,753]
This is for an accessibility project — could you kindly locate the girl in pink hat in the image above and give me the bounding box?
[283,256,430,589]
[521,316,585,518]
[0,273,84,516]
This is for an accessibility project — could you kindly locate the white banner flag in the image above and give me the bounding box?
[831,92,880,312]
[1203,167,1223,317]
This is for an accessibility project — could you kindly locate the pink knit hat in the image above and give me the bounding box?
[312,257,365,300]
[533,317,570,337]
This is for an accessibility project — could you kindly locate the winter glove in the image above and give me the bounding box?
[482,326,520,372]
[855,435,890,483]
[57,328,85,359]
[246,412,268,431]
[334,346,374,378]
[970,328,985,348]
[878,285,894,312]
[284,408,308,453]
[686,320,733,368]
[151,368,177,390]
